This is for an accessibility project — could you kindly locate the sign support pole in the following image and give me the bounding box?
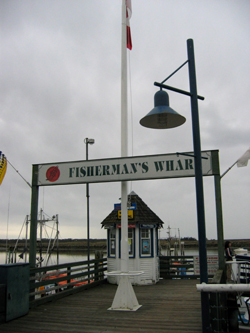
[212,151,225,272]
[29,164,39,269]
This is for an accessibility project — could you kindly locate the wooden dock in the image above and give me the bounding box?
[0,279,202,332]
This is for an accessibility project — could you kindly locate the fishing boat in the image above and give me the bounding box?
[6,208,59,267]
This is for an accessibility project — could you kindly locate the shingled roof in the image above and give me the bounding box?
[101,191,164,228]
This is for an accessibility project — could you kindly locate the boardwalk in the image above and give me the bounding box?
[1,279,202,332]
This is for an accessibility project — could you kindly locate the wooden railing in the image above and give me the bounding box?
[29,257,107,308]
[159,255,215,279]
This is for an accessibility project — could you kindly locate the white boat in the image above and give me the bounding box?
[234,248,248,256]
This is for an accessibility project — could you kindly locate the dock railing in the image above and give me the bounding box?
[199,260,250,332]
[159,255,215,279]
[29,257,107,308]
[208,269,228,333]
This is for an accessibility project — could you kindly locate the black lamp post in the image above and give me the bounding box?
[140,39,210,333]
[84,138,95,263]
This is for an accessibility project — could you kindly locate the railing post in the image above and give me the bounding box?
[67,266,71,289]
[95,251,103,281]
[209,292,227,333]
[209,269,228,333]
[227,295,239,332]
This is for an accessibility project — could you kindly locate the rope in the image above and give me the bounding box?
[7,159,31,188]
[128,51,134,157]
[5,184,11,263]
[128,50,133,195]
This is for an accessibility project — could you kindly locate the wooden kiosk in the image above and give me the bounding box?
[101,191,164,285]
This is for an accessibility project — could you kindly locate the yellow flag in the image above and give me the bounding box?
[0,151,7,185]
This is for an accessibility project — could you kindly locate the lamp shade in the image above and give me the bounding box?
[140,90,186,129]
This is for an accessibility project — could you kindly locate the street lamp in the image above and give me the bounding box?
[140,39,210,333]
[84,138,95,263]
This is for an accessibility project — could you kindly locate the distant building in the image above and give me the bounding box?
[101,191,164,285]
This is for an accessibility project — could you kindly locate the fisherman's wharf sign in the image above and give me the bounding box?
[36,150,216,186]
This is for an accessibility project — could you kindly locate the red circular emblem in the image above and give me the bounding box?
[46,166,60,182]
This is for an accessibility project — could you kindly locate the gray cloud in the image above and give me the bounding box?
[1,0,249,242]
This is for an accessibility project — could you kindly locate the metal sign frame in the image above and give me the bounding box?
[29,150,224,273]
[36,150,215,186]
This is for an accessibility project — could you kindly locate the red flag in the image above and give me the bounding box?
[126,0,132,50]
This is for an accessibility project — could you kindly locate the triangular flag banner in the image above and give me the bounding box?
[237,148,250,167]
[0,151,7,185]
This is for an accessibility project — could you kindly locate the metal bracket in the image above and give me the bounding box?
[176,152,208,160]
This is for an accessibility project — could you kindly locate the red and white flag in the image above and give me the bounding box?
[126,0,132,50]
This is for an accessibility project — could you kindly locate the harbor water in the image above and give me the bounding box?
[0,248,218,265]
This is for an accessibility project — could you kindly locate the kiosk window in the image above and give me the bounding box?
[109,229,116,257]
[141,229,151,256]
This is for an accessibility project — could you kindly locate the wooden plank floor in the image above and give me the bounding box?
[0,279,202,332]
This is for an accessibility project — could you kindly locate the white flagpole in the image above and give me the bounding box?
[107,0,141,311]
[120,0,128,273]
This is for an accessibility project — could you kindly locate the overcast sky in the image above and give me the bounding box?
[1,0,249,243]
